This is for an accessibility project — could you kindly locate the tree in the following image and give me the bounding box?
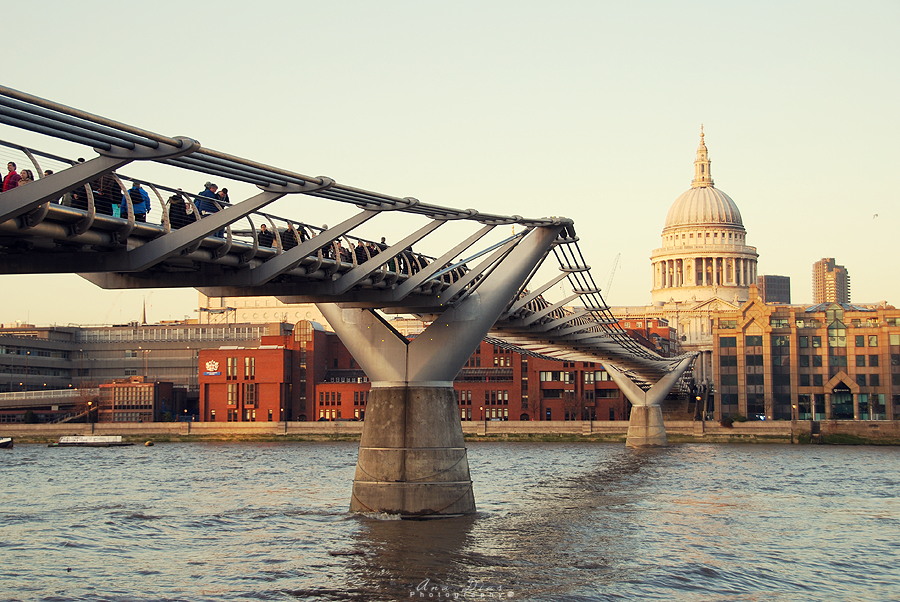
[562,391,587,421]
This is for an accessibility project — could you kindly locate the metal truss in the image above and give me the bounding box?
[0,85,695,388]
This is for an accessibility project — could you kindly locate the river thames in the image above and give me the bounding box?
[1,442,898,601]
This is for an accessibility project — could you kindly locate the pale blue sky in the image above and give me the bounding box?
[1,0,897,325]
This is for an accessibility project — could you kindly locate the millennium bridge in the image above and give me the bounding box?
[0,85,695,516]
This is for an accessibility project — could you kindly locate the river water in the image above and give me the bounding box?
[1,442,898,601]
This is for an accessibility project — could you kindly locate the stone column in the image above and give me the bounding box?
[351,384,474,516]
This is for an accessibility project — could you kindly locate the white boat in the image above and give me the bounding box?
[49,435,134,448]
[0,437,12,449]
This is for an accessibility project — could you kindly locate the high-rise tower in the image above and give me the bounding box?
[812,258,850,303]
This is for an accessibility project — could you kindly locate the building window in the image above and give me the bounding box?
[772,335,789,347]
[227,383,238,405]
[244,357,255,379]
[227,357,237,380]
[856,335,865,347]
[812,336,822,348]
[870,355,879,367]
[857,374,867,387]
[799,374,810,387]
[870,374,880,387]
[720,337,737,348]
[829,355,848,367]
[746,355,763,366]
[210,409,216,421]
[268,409,273,422]
[869,335,878,347]
[799,355,810,367]
[244,383,257,405]
[747,335,763,346]
[856,355,866,367]
[800,336,809,348]
[812,355,823,367]
[829,325,846,348]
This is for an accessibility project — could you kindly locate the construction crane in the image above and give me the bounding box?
[101,292,124,325]
[605,254,621,298]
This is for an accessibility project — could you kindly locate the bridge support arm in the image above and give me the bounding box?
[605,355,695,448]
[317,224,566,516]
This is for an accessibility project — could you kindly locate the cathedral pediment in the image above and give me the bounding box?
[682,296,742,312]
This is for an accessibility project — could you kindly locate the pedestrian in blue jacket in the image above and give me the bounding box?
[121,181,151,222]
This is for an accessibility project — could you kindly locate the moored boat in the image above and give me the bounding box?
[48,435,134,448]
[0,437,12,449]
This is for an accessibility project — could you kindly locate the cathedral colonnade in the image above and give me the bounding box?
[653,256,757,289]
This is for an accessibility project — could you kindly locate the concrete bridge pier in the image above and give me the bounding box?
[350,384,474,516]
[317,224,564,517]
[605,355,696,448]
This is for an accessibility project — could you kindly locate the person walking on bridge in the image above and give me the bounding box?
[196,182,220,215]
[258,223,274,247]
[95,172,119,216]
[167,192,194,229]
[120,181,150,222]
[2,162,21,192]
[197,182,224,237]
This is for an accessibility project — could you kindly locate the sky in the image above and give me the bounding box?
[1,0,898,326]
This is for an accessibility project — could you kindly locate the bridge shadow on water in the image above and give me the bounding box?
[283,444,671,602]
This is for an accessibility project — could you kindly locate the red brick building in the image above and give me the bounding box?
[199,320,631,422]
[616,317,677,357]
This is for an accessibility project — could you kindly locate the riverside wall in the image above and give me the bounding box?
[3,419,900,444]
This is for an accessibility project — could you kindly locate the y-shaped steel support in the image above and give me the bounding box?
[604,355,696,448]
[317,224,564,517]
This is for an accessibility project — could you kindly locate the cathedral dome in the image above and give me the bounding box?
[650,127,758,307]
[664,186,743,228]
[663,125,743,230]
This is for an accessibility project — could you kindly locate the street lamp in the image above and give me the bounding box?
[480,406,484,422]
[87,400,93,424]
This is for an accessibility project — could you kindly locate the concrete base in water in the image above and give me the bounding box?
[350,385,476,517]
[625,405,668,448]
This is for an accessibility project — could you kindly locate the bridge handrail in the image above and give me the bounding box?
[0,85,566,229]
[0,387,98,400]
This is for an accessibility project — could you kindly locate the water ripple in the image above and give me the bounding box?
[0,442,898,601]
